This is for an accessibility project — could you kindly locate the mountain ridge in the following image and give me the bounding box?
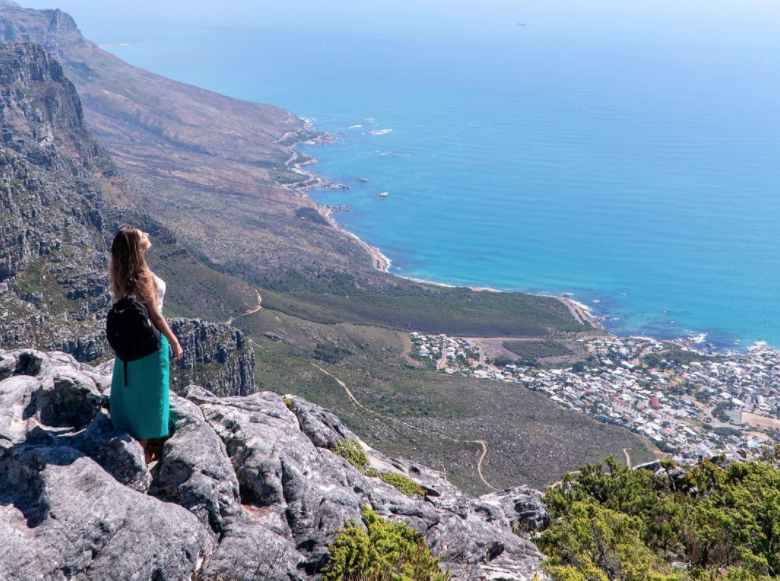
[0,41,255,396]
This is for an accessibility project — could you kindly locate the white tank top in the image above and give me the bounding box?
[151,272,166,314]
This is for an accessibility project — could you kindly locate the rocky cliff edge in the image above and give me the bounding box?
[0,348,549,581]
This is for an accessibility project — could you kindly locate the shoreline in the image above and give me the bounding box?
[287,126,766,353]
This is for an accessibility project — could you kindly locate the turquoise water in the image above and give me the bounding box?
[31,1,780,349]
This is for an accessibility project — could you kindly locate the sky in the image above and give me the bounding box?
[17,0,780,50]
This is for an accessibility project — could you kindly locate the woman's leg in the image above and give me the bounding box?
[139,438,152,463]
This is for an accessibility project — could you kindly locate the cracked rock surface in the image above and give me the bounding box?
[0,349,549,580]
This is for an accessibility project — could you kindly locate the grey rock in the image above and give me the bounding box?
[203,519,305,581]
[286,394,353,449]
[0,349,549,581]
[170,317,256,396]
[479,486,551,533]
[149,393,242,533]
[68,410,151,492]
[192,389,367,569]
[0,445,213,581]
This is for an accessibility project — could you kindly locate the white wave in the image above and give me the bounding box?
[369,129,393,136]
[349,124,363,129]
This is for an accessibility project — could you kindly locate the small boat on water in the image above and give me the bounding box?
[358,177,370,183]
[379,191,390,198]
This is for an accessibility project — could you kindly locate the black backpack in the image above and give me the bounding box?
[106,296,162,387]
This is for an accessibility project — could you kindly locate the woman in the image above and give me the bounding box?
[109,225,184,463]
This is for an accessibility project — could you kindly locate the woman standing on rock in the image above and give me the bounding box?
[108,226,183,463]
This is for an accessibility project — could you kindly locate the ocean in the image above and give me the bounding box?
[29,0,780,349]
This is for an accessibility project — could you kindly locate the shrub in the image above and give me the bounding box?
[541,458,780,580]
[313,342,353,364]
[378,472,427,498]
[321,506,450,581]
[335,438,369,471]
[334,440,427,498]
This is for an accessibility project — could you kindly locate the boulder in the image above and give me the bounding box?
[0,446,213,581]
[0,349,549,581]
[149,393,242,533]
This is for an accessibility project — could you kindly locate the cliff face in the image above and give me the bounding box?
[0,348,548,580]
[0,42,113,356]
[169,318,255,396]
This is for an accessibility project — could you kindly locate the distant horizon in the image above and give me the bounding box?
[19,0,780,50]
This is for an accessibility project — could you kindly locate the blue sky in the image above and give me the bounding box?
[18,0,780,50]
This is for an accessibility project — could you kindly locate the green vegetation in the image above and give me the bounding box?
[376,472,427,498]
[322,506,450,581]
[643,348,721,368]
[540,456,780,581]
[503,340,574,361]
[313,342,353,364]
[260,272,586,337]
[335,439,370,472]
[14,257,70,315]
[335,439,427,497]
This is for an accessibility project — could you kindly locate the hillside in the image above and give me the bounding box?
[0,3,596,340]
[0,41,255,395]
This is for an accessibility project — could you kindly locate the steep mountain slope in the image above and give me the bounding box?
[0,41,255,395]
[0,41,114,354]
[0,4,373,281]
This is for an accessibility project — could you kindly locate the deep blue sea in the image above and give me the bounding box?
[28,0,780,349]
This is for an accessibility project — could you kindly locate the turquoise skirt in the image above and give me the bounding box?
[110,335,170,440]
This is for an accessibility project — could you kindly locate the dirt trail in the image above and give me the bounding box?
[623,448,632,469]
[226,290,263,326]
[311,363,498,491]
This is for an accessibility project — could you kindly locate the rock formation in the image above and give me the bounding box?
[0,348,549,580]
[0,41,114,358]
[169,318,255,396]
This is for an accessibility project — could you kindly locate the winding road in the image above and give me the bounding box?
[311,363,498,491]
[226,290,263,326]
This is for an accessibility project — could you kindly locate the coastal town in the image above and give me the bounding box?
[410,331,780,465]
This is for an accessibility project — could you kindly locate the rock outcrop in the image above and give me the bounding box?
[0,348,549,580]
[169,318,255,396]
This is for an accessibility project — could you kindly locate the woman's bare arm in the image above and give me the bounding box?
[137,273,183,361]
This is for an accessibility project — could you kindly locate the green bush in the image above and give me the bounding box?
[335,438,369,471]
[378,472,427,498]
[313,342,353,364]
[322,506,450,581]
[541,457,780,581]
[334,440,426,498]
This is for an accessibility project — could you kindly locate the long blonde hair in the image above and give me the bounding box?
[110,225,150,301]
